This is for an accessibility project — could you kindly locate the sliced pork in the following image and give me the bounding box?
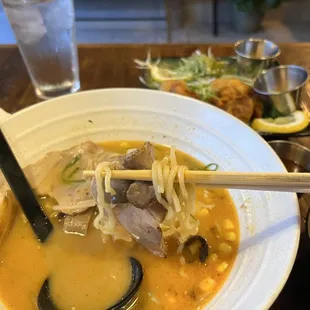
[23,141,118,214]
[90,177,132,204]
[113,203,167,257]
[63,209,94,236]
[126,181,156,209]
[123,142,154,170]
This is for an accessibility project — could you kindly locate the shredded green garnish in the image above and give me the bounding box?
[177,53,225,78]
[205,163,219,171]
[187,79,217,101]
[135,49,226,81]
[61,154,85,184]
[135,49,228,102]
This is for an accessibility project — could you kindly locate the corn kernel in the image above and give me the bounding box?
[210,224,222,238]
[203,190,210,198]
[218,242,232,255]
[199,208,209,216]
[165,293,176,304]
[223,219,234,230]
[120,142,129,148]
[216,261,229,273]
[168,297,176,304]
[199,277,216,292]
[209,253,218,262]
[224,231,237,242]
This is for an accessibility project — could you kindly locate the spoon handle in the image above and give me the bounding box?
[0,130,53,242]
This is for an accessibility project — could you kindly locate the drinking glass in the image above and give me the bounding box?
[2,0,80,99]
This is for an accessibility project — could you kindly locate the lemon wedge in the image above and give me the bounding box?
[252,110,309,133]
[150,66,191,82]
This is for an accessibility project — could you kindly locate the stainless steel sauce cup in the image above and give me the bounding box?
[268,140,310,172]
[234,38,280,77]
[268,140,310,237]
[253,65,308,115]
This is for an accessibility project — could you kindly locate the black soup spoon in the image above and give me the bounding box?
[0,129,53,242]
[37,257,143,310]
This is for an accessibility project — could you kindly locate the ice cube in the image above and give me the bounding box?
[45,0,74,29]
[5,6,47,44]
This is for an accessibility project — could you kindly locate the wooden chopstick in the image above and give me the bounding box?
[83,170,310,193]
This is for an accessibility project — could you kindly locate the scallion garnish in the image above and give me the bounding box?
[205,163,219,171]
[61,154,85,184]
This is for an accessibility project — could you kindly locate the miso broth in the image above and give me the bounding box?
[0,141,239,310]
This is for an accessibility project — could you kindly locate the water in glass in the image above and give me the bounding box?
[3,0,80,99]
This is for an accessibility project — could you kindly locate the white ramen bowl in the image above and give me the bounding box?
[0,88,299,310]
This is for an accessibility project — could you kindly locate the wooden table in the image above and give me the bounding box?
[1,44,310,309]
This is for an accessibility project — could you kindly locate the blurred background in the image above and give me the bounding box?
[0,0,309,44]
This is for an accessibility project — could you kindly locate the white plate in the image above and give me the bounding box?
[0,88,300,310]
